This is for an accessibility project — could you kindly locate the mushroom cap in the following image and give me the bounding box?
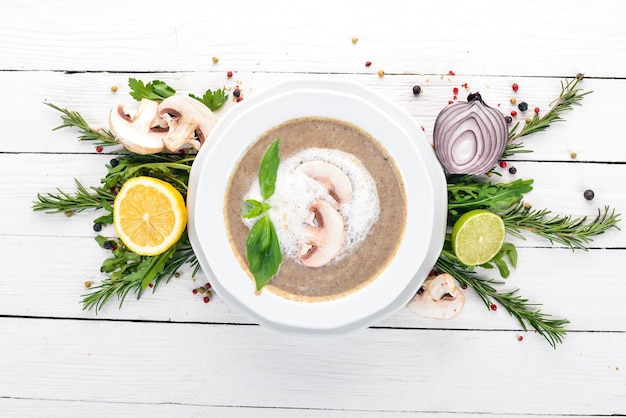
[297,161,353,206]
[108,99,168,155]
[406,273,465,320]
[298,200,345,268]
[157,95,218,152]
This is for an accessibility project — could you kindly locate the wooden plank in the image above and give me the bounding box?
[5,153,624,246]
[1,317,624,415]
[0,398,596,418]
[1,71,622,162]
[1,1,624,77]
[1,232,624,335]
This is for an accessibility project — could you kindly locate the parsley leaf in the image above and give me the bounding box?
[128,78,176,101]
[189,88,229,111]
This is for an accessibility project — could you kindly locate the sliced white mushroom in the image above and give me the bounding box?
[298,200,345,268]
[297,161,352,206]
[108,99,169,155]
[406,273,465,320]
[157,95,218,152]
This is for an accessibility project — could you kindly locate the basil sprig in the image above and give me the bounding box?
[244,139,282,291]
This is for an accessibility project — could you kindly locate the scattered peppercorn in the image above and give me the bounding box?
[412,85,422,95]
[448,70,456,76]
[198,286,206,294]
[452,87,459,95]
[508,166,517,175]
[570,152,578,159]
[512,83,519,92]
[351,37,358,44]
[84,280,92,288]
[365,61,372,67]
[499,161,507,168]
[227,71,233,78]
[109,158,119,167]
[110,85,118,92]
[505,115,513,124]
[518,101,528,111]
[510,97,517,104]
[64,211,74,217]
[103,240,114,250]
[232,87,241,97]
[212,56,219,63]
[523,202,532,209]
[377,69,385,77]
[236,96,244,102]
[584,189,595,200]
[517,335,524,342]
[510,110,518,117]
[525,117,532,124]
[203,296,210,303]
[205,282,212,289]
[95,146,103,153]
[192,288,198,295]
[174,272,181,278]
[490,303,498,311]
[534,107,540,114]
[93,223,102,232]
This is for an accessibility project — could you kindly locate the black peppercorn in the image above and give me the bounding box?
[412,85,422,95]
[110,158,119,167]
[508,166,517,175]
[232,88,241,98]
[505,115,513,124]
[584,189,595,200]
[103,240,115,250]
[93,223,102,232]
[517,101,528,112]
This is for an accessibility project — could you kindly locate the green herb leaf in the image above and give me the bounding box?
[246,215,282,290]
[189,88,229,111]
[243,199,272,219]
[259,139,280,200]
[128,78,176,101]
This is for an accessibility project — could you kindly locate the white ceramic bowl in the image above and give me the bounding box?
[187,78,447,334]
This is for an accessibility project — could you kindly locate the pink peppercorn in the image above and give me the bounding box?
[95,146,103,153]
[499,161,507,168]
[490,303,498,311]
[203,296,210,303]
[512,83,519,92]
[227,71,233,78]
[365,61,372,67]
[510,110,518,117]
[534,107,540,114]
[453,87,459,95]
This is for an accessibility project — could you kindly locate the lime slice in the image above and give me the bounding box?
[452,209,505,266]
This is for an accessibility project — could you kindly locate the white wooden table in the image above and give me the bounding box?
[2,1,625,416]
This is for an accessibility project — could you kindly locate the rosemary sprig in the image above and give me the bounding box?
[508,73,591,143]
[33,179,115,214]
[436,250,569,348]
[499,203,621,250]
[44,102,118,146]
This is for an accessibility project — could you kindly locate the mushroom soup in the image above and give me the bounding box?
[224,117,407,301]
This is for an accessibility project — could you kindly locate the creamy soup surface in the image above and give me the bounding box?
[224,117,407,301]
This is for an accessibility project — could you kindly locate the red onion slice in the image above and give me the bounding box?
[433,93,508,175]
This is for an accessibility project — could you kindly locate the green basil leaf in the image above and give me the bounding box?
[243,199,271,219]
[258,139,280,200]
[246,215,282,290]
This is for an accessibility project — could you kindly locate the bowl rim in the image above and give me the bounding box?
[187,78,447,334]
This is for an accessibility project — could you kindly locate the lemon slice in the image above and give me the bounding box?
[451,209,505,266]
[113,176,187,256]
